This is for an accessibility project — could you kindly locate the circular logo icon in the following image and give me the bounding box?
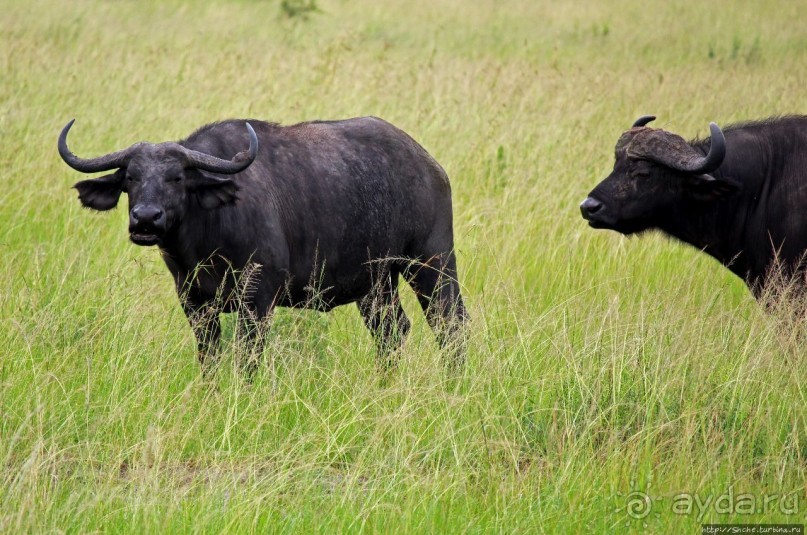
[625,491,652,519]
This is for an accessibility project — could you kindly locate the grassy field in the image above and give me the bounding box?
[2,0,807,532]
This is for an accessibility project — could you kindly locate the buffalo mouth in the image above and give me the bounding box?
[581,209,650,235]
[586,219,610,229]
[588,217,651,236]
[129,231,161,246]
[581,209,617,229]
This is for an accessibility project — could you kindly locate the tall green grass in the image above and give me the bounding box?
[2,0,806,532]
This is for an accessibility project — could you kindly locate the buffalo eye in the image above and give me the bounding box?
[166,173,183,183]
[127,173,141,183]
[630,160,653,178]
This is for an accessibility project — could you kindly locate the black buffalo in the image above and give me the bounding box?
[581,115,807,297]
[59,117,468,375]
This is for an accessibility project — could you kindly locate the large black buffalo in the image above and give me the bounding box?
[59,117,468,375]
[581,115,807,297]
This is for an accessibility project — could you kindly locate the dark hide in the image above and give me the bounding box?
[62,117,469,375]
[582,116,807,296]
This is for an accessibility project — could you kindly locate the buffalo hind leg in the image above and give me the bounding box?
[407,252,469,372]
[357,270,411,372]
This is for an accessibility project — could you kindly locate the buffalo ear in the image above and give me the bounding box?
[188,170,240,209]
[685,173,741,201]
[73,170,124,211]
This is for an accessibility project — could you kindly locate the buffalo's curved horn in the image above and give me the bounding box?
[632,115,656,128]
[182,123,258,174]
[632,122,726,175]
[691,122,727,174]
[660,122,725,174]
[58,119,136,173]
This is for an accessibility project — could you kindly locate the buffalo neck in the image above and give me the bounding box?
[656,135,771,285]
[656,185,750,279]
[158,204,230,274]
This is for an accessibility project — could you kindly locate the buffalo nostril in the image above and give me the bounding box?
[580,197,603,217]
[131,205,164,225]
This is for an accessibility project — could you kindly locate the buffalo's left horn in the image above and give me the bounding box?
[58,119,136,173]
[691,122,726,173]
[632,115,656,128]
[669,122,726,174]
[183,122,259,174]
[636,122,726,175]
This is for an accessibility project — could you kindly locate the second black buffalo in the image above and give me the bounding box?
[581,115,807,298]
[59,116,469,375]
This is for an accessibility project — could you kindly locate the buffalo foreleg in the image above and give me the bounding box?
[235,304,274,381]
[181,299,222,377]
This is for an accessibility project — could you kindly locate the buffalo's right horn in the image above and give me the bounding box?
[182,123,259,175]
[632,115,656,128]
[58,119,136,173]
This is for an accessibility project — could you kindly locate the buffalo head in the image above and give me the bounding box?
[58,120,258,246]
[580,116,739,235]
